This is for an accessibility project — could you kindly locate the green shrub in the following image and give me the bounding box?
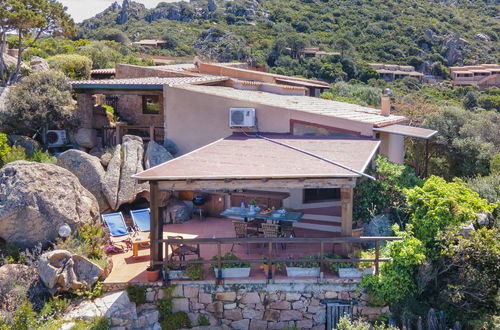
[285,255,320,268]
[0,133,11,166]
[210,252,250,269]
[71,317,110,330]
[477,94,500,111]
[160,312,191,330]
[126,284,147,305]
[157,297,173,320]
[2,145,27,164]
[10,301,36,330]
[185,258,205,280]
[29,148,57,164]
[324,253,353,275]
[198,314,210,326]
[47,54,92,80]
[335,315,397,330]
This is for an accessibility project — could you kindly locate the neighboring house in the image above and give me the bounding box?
[131,39,169,48]
[368,63,423,82]
[298,47,340,58]
[71,61,436,239]
[450,64,500,89]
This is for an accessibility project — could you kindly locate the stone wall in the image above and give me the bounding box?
[116,94,164,127]
[112,281,387,329]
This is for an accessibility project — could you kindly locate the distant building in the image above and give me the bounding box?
[368,63,423,82]
[131,39,168,48]
[298,48,340,58]
[450,64,500,89]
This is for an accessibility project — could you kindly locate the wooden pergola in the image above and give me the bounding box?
[133,134,381,264]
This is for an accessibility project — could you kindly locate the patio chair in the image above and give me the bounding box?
[231,221,259,254]
[168,235,200,262]
[261,223,279,254]
[130,208,150,233]
[101,212,133,251]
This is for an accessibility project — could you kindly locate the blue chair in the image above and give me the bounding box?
[131,208,151,233]
[101,212,133,250]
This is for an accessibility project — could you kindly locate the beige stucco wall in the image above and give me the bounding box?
[377,132,404,164]
[164,86,375,155]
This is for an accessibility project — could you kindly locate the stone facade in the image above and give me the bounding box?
[116,94,164,127]
[107,281,387,329]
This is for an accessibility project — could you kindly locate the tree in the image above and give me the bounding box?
[47,54,92,80]
[0,70,76,139]
[462,91,478,110]
[0,0,75,86]
[404,176,496,250]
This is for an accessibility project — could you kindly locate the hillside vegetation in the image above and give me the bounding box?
[78,0,499,77]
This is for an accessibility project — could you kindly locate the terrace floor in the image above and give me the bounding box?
[104,217,349,285]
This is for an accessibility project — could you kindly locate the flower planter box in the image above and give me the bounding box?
[166,269,190,280]
[213,267,251,278]
[338,267,374,278]
[286,266,321,277]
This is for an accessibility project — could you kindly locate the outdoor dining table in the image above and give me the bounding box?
[220,207,304,223]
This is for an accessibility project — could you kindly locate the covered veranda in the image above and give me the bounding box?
[132,133,381,272]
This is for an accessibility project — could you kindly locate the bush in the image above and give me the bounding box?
[160,312,191,330]
[126,284,146,305]
[47,54,92,80]
[0,133,11,166]
[477,94,500,111]
[29,148,57,164]
[1,145,27,164]
[198,314,210,326]
[210,253,250,269]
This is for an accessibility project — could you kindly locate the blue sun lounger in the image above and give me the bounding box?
[101,212,133,250]
[130,208,151,233]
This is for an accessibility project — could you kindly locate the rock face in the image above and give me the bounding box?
[7,135,40,155]
[0,161,99,247]
[57,149,110,212]
[73,128,97,149]
[164,198,192,224]
[38,250,104,293]
[102,135,149,210]
[145,140,173,169]
[118,135,149,207]
[30,56,49,71]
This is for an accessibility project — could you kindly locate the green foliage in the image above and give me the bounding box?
[9,301,36,330]
[185,258,205,280]
[126,284,147,305]
[335,316,397,330]
[0,133,11,166]
[29,148,57,164]
[360,226,426,305]
[1,70,76,137]
[466,174,500,205]
[47,54,93,80]
[477,94,500,111]
[210,252,250,269]
[285,255,320,268]
[322,82,381,107]
[1,145,27,164]
[160,312,191,330]
[490,154,500,175]
[157,297,173,318]
[404,176,496,250]
[462,91,478,110]
[70,317,110,330]
[423,107,500,178]
[324,253,353,275]
[198,314,210,326]
[353,155,423,224]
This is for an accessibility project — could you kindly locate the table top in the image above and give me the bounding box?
[220,207,304,222]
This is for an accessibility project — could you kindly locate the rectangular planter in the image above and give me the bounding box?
[166,270,190,280]
[286,266,321,277]
[338,267,364,278]
[213,267,251,278]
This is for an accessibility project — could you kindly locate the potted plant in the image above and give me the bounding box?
[285,256,321,277]
[146,265,161,282]
[355,250,376,276]
[260,257,284,277]
[164,258,206,280]
[249,199,257,214]
[211,253,251,278]
[325,253,358,278]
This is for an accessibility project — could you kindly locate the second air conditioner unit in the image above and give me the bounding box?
[46,130,67,147]
[229,108,256,127]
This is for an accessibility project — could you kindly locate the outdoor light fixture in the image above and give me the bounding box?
[58,223,72,240]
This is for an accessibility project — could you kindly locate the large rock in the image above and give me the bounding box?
[164,198,192,224]
[117,135,149,208]
[102,135,149,210]
[73,128,97,149]
[30,56,49,71]
[38,250,104,293]
[7,135,40,155]
[145,140,173,169]
[0,161,99,247]
[57,149,110,212]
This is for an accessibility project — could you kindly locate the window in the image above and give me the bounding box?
[303,188,341,203]
[142,95,160,115]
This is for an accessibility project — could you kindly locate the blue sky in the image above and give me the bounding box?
[60,0,184,23]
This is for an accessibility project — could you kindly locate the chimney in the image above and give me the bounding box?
[380,89,391,116]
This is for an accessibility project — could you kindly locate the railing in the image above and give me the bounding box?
[154,236,402,284]
[100,125,164,147]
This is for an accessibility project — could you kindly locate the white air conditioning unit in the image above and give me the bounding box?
[46,130,67,147]
[229,108,256,127]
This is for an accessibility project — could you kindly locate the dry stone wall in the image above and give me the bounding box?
[107,281,387,329]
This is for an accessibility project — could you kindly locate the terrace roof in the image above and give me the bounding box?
[373,124,437,139]
[133,134,380,181]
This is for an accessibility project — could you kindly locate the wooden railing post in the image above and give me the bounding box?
[320,241,325,273]
[217,242,222,284]
[375,241,380,275]
[149,126,155,142]
[268,242,273,280]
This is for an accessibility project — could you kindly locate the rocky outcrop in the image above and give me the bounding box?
[7,135,40,155]
[442,33,469,65]
[102,135,149,210]
[30,56,49,71]
[145,140,173,169]
[0,161,99,247]
[62,290,160,329]
[57,149,110,212]
[164,198,192,224]
[38,250,104,293]
[73,128,97,149]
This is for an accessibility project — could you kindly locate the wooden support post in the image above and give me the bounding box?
[149,126,155,142]
[341,187,353,255]
[320,241,325,272]
[150,181,163,267]
[217,242,222,284]
[268,242,273,281]
[375,241,380,275]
